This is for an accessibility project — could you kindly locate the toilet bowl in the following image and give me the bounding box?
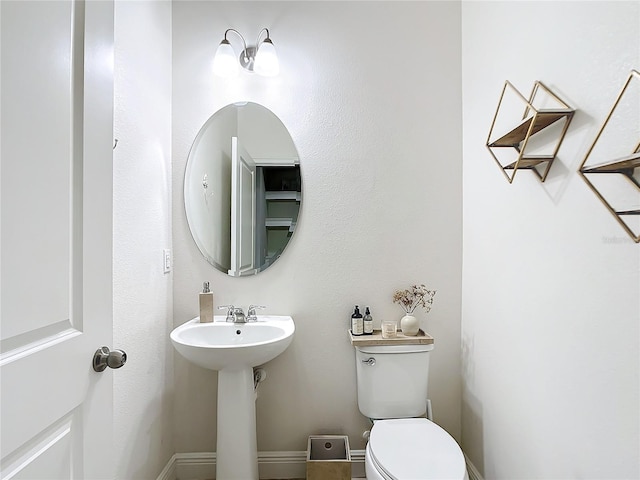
[353,342,468,480]
[364,418,468,480]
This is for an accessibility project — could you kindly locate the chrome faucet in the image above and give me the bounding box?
[232,307,246,323]
[246,305,266,321]
[218,305,265,323]
[218,305,234,321]
[218,305,246,323]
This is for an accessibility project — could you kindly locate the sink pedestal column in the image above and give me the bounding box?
[216,367,259,480]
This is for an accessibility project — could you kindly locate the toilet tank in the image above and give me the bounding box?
[355,344,434,419]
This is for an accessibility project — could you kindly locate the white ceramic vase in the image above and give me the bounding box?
[400,314,420,336]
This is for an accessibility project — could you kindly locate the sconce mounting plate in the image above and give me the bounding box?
[239,46,257,72]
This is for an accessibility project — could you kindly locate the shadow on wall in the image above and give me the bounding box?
[117,391,174,480]
[462,388,485,477]
[539,108,597,206]
[462,336,485,477]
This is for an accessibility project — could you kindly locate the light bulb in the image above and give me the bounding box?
[213,39,238,77]
[254,39,279,77]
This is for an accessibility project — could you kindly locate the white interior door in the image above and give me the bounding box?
[229,137,257,276]
[1,1,114,478]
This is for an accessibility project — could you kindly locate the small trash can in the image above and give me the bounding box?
[306,435,351,480]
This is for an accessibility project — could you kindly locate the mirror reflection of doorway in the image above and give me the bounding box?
[256,165,301,271]
[230,137,301,277]
[230,137,257,277]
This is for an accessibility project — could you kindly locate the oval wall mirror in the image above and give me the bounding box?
[184,102,301,276]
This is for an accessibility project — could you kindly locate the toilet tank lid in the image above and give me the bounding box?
[369,418,466,480]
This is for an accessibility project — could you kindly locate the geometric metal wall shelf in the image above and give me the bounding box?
[578,69,640,243]
[486,80,575,183]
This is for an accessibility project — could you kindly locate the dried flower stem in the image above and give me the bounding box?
[392,284,436,314]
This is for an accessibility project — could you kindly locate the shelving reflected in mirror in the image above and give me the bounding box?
[578,70,640,243]
[184,102,302,275]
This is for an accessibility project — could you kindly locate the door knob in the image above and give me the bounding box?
[92,346,127,372]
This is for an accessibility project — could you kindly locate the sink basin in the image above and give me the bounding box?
[171,314,295,479]
[171,315,295,370]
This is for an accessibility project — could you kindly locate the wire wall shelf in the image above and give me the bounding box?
[486,80,575,183]
[578,70,640,243]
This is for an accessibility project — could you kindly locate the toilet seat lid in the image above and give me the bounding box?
[369,418,466,480]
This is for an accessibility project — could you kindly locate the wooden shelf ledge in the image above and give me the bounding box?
[581,152,640,174]
[489,110,573,148]
[503,155,554,170]
[348,329,434,346]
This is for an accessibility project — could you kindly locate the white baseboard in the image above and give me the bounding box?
[464,454,484,480]
[156,454,177,480]
[157,449,480,480]
[157,450,366,480]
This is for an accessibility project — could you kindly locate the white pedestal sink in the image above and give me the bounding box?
[170,315,295,480]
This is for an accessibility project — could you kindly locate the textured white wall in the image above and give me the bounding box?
[113,1,174,478]
[461,2,640,478]
[172,1,462,453]
[185,107,236,270]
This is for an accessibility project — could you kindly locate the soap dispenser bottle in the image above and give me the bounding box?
[199,282,214,323]
[351,305,364,336]
[363,306,374,335]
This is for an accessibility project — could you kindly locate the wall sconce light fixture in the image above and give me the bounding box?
[213,28,279,77]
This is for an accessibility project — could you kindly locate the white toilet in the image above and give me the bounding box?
[355,343,468,480]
